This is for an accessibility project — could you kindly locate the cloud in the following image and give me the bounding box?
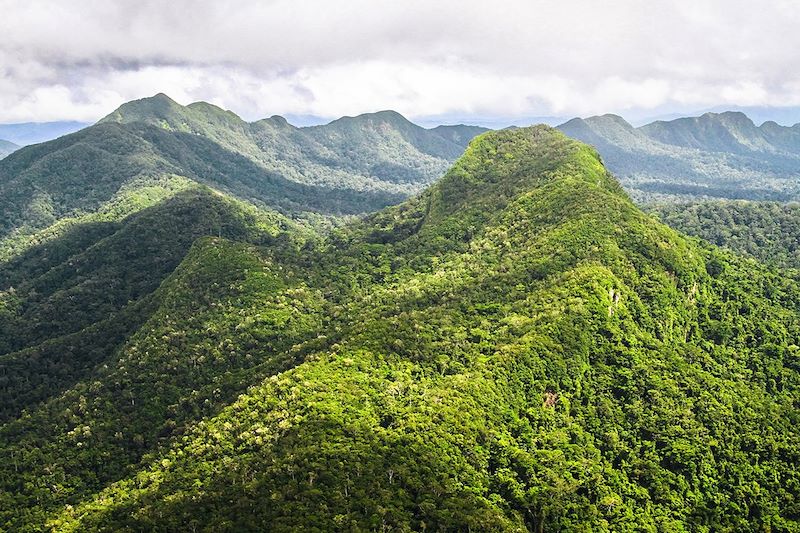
[0,0,798,122]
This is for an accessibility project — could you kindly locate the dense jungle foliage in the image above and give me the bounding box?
[1,127,799,532]
[0,94,484,262]
[652,200,800,272]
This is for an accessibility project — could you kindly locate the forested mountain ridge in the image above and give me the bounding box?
[640,112,800,154]
[0,93,486,267]
[0,186,310,422]
[3,126,799,532]
[100,93,487,193]
[558,112,800,203]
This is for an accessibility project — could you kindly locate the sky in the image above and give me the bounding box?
[1,0,799,126]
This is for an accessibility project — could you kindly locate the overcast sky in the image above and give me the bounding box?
[1,0,798,125]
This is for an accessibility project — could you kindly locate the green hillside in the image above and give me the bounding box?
[101,93,487,194]
[0,94,485,269]
[652,200,800,271]
[3,127,799,532]
[0,187,310,422]
[558,112,800,203]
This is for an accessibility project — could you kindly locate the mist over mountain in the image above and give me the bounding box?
[0,140,18,159]
[0,121,90,146]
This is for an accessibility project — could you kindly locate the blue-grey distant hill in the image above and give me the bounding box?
[558,111,800,203]
[0,139,18,159]
[0,121,90,146]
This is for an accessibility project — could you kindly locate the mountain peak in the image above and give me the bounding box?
[99,93,184,125]
[325,109,413,129]
[425,125,618,225]
[640,110,774,153]
[696,111,759,132]
[585,113,634,128]
[151,92,177,104]
[558,114,636,132]
[361,109,407,121]
[266,115,290,127]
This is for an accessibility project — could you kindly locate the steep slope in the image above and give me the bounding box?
[0,95,485,265]
[0,140,18,159]
[3,127,798,532]
[559,113,800,203]
[1,237,326,531]
[102,94,487,193]
[0,186,309,423]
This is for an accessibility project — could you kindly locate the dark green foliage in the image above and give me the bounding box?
[1,238,325,531]
[0,187,307,422]
[2,126,800,532]
[652,201,800,271]
[0,94,485,261]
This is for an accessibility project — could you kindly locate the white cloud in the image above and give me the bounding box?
[0,0,798,122]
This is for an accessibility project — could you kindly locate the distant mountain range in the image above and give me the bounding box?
[0,121,90,146]
[0,140,18,159]
[557,112,800,202]
[4,98,800,207]
[700,105,800,128]
[0,94,487,263]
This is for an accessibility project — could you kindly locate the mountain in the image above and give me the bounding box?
[702,105,800,127]
[0,94,487,265]
[0,94,485,437]
[0,121,90,146]
[639,112,800,154]
[2,126,799,531]
[0,140,18,159]
[0,186,309,422]
[101,93,487,192]
[652,200,800,271]
[558,112,800,203]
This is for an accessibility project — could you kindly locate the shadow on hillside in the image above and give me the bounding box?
[134,124,409,215]
[0,121,407,244]
[0,188,292,422]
